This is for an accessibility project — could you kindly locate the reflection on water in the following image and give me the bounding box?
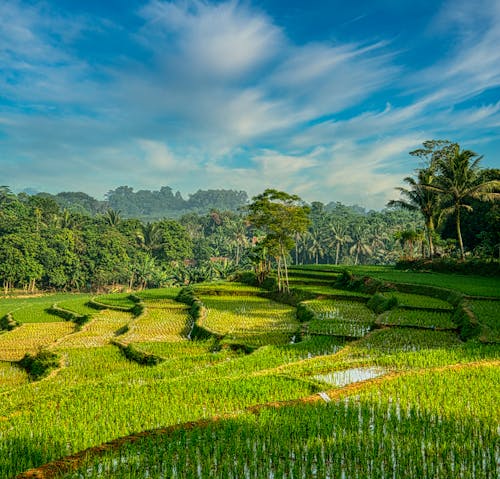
[314,367,386,387]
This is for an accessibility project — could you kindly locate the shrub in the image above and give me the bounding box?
[367,293,398,314]
[18,349,60,380]
[47,305,90,327]
[114,342,163,366]
[0,313,19,331]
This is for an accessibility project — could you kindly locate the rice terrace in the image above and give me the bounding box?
[0,262,499,478]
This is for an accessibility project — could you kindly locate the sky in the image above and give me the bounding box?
[1,0,499,208]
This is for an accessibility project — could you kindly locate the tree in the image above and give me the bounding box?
[328,222,352,265]
[387,167,439,258]
[429,144,500,260]
[349,223,372,265]
[247,189,310,293]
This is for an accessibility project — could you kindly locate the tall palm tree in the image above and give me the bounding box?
[349,224,372,265]
[387,167,439,258]
[306,228,325,264]
[328,222,352,265]
[429,145,500,260]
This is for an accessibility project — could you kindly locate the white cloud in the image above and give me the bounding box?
[1,0,499,209]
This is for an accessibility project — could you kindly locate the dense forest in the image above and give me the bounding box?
[37,186,249,220]
[1,141,499,293]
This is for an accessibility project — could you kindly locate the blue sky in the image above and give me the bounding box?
[1,0,499,208]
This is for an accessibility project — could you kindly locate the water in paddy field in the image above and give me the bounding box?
[313,367,387,387]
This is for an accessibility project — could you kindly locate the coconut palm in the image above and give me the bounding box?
[103,209,122,228]
[429,145,500,260]
[328,222,352,265]
[136,222,162,254]
[349,224,372,265]
[306,227,325,264]
[387,167,439,258]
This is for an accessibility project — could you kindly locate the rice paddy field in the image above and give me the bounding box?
[0,266,498,479]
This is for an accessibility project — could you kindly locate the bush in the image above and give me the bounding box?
[47,305,90,327]
[396,258,500,276]
[234,271,259,286]
[367,293,398,314]
[114,342,163,366]
[18,349,60,380]
[296,303,316,322]
[452,302,481,341]
[335,270,386,294]
[0,313,19,331]
[175,286,197,306]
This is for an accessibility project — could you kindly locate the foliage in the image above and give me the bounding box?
[366,292,398,314]
[0,313,19,331]
[396,257,500,276]
[113,341,164,366]
[18,348,60,380]
[247,189,310,293]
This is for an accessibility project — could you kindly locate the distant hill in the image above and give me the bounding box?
[39,186,249,220]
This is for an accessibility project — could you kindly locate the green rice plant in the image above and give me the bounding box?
[200,295,298,347]
[193,282,263,295]
[469,300,500,343]
[94,293,137,309]
[0,348,317,478]
[390,291,452,310]
[56,310,132,348]
[136,287,180,301]
[0,361,28,393]
[292,264,500,298]
[0,293,90,322]
[120,299,189,343]
[377,308,457,330]
[304,299,375,338]
[57,296,96,316]
[0,321,74,361]
[59,364,499,479]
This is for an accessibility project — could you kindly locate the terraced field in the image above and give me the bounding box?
[0,267,498,479]
[200,295,298,347]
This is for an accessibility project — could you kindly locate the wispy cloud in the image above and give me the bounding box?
[0,0,498,208]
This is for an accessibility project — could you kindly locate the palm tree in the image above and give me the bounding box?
[306,228,325,264]
[136,222,162,254]
[429,145,500,260]
[349,224,372,265]
[104,209,122,228]
[387,167,439,258]
[328,222,352,265]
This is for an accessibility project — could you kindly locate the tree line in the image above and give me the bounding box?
[0,140,498,292]
[39,187,248,220]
